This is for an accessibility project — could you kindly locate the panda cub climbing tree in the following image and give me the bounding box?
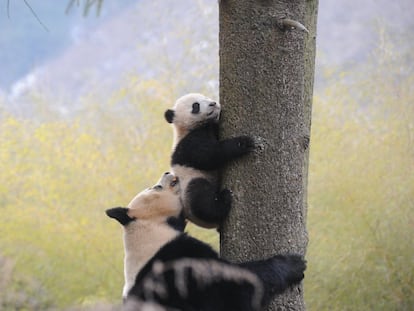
[165,93,255,228]
[106,172,306,311]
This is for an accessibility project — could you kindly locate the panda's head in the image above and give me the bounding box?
[106,172,184,230]
[164,93,221,134]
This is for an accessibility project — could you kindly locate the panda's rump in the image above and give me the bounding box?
[171,165,220,228]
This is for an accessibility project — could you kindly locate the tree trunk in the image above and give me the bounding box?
[219,1,318,310]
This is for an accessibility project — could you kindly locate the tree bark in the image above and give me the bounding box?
[219,1,318,310]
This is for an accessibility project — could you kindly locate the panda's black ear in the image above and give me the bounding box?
[164,109,175,124]
[106,207,135,226]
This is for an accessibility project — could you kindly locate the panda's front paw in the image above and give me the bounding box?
[237,136,255,154]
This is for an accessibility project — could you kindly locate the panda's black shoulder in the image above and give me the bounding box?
[130,233,219,295]
[156,233,219,262]
[172,123,219,168]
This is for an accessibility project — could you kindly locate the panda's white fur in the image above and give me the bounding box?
[106,172,182,298]
[165,93,255,228]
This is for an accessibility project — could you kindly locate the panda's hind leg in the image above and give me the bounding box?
[186,178,231,225]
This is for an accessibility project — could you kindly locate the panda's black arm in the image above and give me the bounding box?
[215,135,255,165]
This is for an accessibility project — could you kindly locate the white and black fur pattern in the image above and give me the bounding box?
[106,172,184,298]
[136,258,264,311]
[165,93,255,228]
[106,172,306,311]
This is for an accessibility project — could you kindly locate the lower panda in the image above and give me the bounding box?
[106,172,306,311]
[164,93,255,229]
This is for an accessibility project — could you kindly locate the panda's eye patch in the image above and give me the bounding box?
[191,102,200,114]
[153,185,163,191]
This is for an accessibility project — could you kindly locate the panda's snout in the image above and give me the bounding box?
[209,102,217,107]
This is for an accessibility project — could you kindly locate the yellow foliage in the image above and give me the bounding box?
[305,43,414,310]
[0,80,178,308]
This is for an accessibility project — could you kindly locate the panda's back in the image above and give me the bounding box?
[171,165,217,190]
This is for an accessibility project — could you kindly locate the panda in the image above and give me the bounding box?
[106,172,306,311]
[164,93,255,228]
